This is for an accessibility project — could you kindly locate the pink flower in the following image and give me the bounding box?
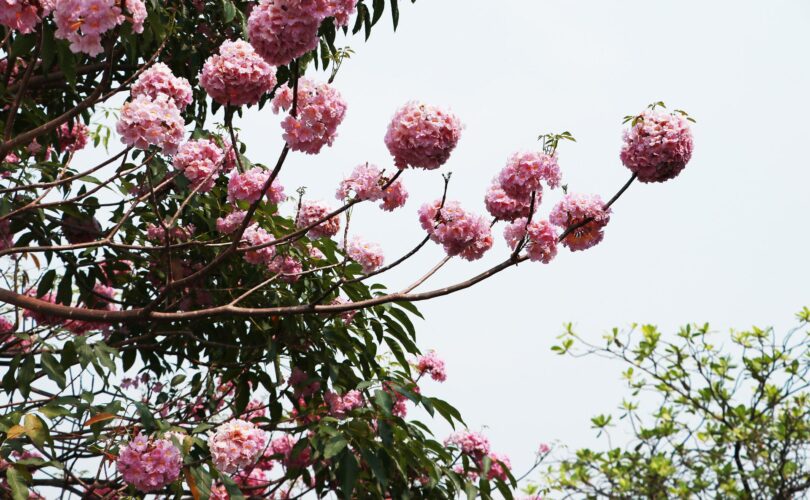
[216,210,248,234]
[248,0,355,66]
[235,467,270,496]
[272,78,347,154]
[380,179,408,211]
[418,200,492,260]
[498,151,561,199]
[57,122,90,153]
[346,237,384,273]
[173,139,226,192]
[267,255,303,282]
[324,389,364,418]
[336,163,385,201]
[22,292,63,327]
[269,435,311,469]
[200,39,277,107]
[296,201,340,239]
[485,182,532,221]
[384,101,462,170]
[208,419,269,474]
[549,193,611,251]
[445,430,490,458]
[241,225,277,264]
[116,434,182,492]
[116,94,185,155]
[53,0,133,55]
[0,0,43,34]
[131,62,193,108]
[329,297,357,325]
[503,219,558,263]
[415,351,447,382]
[484,452,511,481]
[227,167,285,204]
[538,443,551,455]
[126,0,147,33]
[0,316,34,353]
[145,223,196,244]
[621,109,694,183]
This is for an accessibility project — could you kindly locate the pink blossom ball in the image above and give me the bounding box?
[484,182,532,222]
[444,430,490,458]
[418,200,492,260]
[267,255,303,283]
[484,452,511,481]
[0,0,42,33]
[272,78,347,154]
[126,0,147,33]
[325,389,364,418]
[116,434,182,492]
[416,350,447,382]
[347,236,385,273]
[270,435,311,469]
[498,151,561,199]
[241,225,277,265]
[227,167,285,204]
[549,193,611,252]
[336,163,384,202]
[621,109,694,183]
[216,210,248,234]
[296,200,340,239]
[173,139,226,192]
[57,122,90,153]
[328,0,356,27]
[53,0,122,55]
[247,0,322,67]
[208,419,269,474]
[503,218,558,264]
[380,179,408,211]
[131,62,193,108]
[384,101,463,170]
[116,94,185,155]
[200,39,278,107]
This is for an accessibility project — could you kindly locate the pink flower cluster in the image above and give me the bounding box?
[200,40,277,107]
[444,430,490,458]
[296,201,340,239]
[241,225,277,265]
[380,179,408,211]
[267,254,303,282]
[116,434,182,492]
[0,317,33,353]
[484,183,532,221]
[54,0,146,56]
[216,210,247,234]
[549,193,611,251]
[336,163,385,201]
[208,419,269,474]
[0,0,49,33]
[269,435,311,469]
[247,0,356,67]
[499,151,561,199]
[329,297,357,325]
[272,78,347,154]
[347,237,384,273]
[173,139,226,192]
[503,219,558,263]
[63,283,117,335]
[145,223,195,244]
[418,200,493,260]
[324,390,364,418]
[621,109,694,183]
[116,94,185,154]
[384,102,463,170]
[227,167,285,204]
[486,452,512,481]
[131,62,193,108]
[22,292,63,327]
[57,121,89,153]
[415,351,447,382]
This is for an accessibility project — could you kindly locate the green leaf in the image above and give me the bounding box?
[6,467,29,500]
[36,270,56,298]
[391,0,400,29]
[339,450,359,497]
[324,435,348,459]
[40,351,66,389]
[221,0,237,23]
[23,414,49,448]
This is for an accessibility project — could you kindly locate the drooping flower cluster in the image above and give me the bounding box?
[247,0,356,67]
[0,0,50,33]
[418,200,493,260]
[241,225,277,264]
[484,182,532,221]
[208,419,269,474]
[54,0,146,55]
[272,78,347,154]
[57,122,90,153]
[296,201,340,239]
[621,109,695,183]
[324,390,364,418]
[385,102,463,170]
[145,223,196,244]
[503,219,558,263]
[499,151,561,199]
[173,139,226,192]
[116,434,182,492]
[415,351,447,382]
[227,167,285,204]
[380,179,409,211]
[116,94,185,154]
[336,163,385,201]
[444,430,490,458]
[131,62,193,108]
[267,254,303,282]
[549,193,611,251]
[200,39,277,107]
[269,435,312,469]
[347,237,385,273]
[486,452,512,481]
[216,210,247,234]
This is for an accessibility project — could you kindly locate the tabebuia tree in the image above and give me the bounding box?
[0,0,695,498]
[528,308,810,499]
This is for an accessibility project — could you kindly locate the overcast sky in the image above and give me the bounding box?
[76,0,810,486]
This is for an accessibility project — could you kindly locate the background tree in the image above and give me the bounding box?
[0,0,694,498]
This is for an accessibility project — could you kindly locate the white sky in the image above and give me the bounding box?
[76,0,810,487]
